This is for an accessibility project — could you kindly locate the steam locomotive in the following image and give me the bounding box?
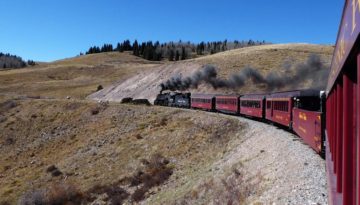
[154,92,191,108]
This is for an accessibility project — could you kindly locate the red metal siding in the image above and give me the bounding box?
[357,54,360,205]
[240,106,262,118]
[326,54,359,205]
[265,98,292,127]
[191,98,213,110]
[336,83,343,193]
[326,0,360,201]
[240,98,263,118]
[271,110,291,127]
[326,2,360,202]
[215,96,239,113]
[342,72,356,205]
[292,108,322,153]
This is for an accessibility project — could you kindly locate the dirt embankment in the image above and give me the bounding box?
[88,62,202,103]
[0,98,326,204]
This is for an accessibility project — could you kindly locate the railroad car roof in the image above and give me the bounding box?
[240,93,267,99]
[267,89,320,98]
[326,0,360,92]
[191,93,216,98]
[215,94,241,98]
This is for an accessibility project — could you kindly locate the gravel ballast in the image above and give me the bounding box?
[213,114,327,204]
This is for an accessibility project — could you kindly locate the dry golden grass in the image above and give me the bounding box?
[52,51,159,67]
[0,52,160,99]
[194,43,334,77]
[0,44,333,101]
[0,98,245,204]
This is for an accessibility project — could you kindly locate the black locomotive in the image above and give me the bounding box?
[154,92,191,108]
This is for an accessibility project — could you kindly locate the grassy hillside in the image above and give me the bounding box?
[0,98,246,204]
[0,52,160,99]
[0,44,333,102]
[194,43,333,77]
[89,43,334,103]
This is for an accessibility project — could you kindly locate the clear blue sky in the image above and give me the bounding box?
[0,0,343,62]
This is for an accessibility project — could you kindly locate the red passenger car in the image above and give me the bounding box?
[191,94,215,111]
[240,94,265,118]
[215,95,240,114]
[292,93,325,155]
[325,1,360,204]
[265,90,320,128]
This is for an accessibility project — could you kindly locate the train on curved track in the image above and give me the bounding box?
[155,90,326,157]
[155,1,360,204]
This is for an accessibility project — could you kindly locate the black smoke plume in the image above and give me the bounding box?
[160,54,329,92]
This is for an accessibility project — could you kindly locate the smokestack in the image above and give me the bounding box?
[159,54,329,92]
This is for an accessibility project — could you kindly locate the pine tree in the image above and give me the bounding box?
[181,46,186,60]
[168,49,175,61]
[133,40,139,56]
[175,50,180,61]
[116,43,121,52]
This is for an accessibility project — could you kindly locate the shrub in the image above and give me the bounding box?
[18,188,47,205]
[0,115,7,123]
[130,99,151,106]
[131,187,147,202]
[97,85,103,91]
[90,107,100,115]
[18,183,84,205]
[135,133,143,139]
[4,137,15,145]
[46,183,83,205]
[158,117,167,126]
[0,100,17,110]
[46,165,63,177]
[51,169,63,177]
[27,60,36,66]
[128,154,173,202]
[120,98,151,106]
[86,184,129,205]
[23,155,174,204]
[121,97,133,104]
[46,165,57,172]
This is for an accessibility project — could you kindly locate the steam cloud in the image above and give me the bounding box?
[160,54,329,91]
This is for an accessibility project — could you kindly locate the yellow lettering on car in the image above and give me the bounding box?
[299,112,307,121]
[299,126,307,134]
